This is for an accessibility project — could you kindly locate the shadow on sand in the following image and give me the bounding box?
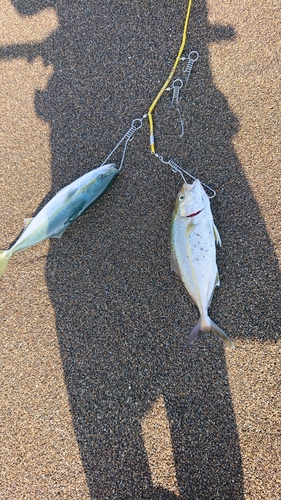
[2,0,280,498]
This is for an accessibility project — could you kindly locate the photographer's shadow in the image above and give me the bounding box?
[4,0,280,498]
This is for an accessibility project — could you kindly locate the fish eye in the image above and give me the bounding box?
[99,173,105,179]
[179,194,184,201]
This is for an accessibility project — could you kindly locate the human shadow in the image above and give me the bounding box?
[3,0,280,498]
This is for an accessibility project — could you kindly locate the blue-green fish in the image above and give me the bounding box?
[171,179,234,348]
[0,163,118,278]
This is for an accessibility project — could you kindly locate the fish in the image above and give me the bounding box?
[0,163,119,278]
[171,179,234,348]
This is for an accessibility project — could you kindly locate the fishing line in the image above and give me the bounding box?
[143,0,216,198]
[98,1,192,173]
[147,0,193,154]
[98,0,215,198]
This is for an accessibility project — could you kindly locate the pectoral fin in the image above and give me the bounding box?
[64,199,87,225]
[50,198,88,239]
[170,253,181,277]
[64,186,80,202]
[213,223,221,246]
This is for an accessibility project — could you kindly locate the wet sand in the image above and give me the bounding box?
[0,1,280,499]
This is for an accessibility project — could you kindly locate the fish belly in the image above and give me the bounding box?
[172,216,218,315]
[11,218,50,254]
[11,194,88,254]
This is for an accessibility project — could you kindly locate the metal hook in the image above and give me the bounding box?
[166,79,185,138]
[154,154,216,199]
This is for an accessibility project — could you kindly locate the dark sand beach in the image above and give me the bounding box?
[0,1,280,498]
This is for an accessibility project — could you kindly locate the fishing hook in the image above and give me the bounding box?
[154,154,216,199]
[166,79,185,138]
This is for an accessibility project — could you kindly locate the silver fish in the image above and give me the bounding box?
[0,163,118,278]
[171,179,234,348]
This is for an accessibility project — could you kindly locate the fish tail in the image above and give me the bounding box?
[210,319,235,348]
[187,320,202,346]
[0,250,12,278]
[187,318,234,348]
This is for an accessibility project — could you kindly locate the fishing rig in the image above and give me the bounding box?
[100,0,216,199]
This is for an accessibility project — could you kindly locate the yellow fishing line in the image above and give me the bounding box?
[147,0,193,154]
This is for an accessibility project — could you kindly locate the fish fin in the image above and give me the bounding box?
[64,186,80,201]
[213,223,221,246]
[210,320,234,348]
[187,318,234,348]
[65,199,88,225]
[24,218,33,228]
[0,250,12,278]
[187,320,202,346]
[51,226,68,239]
[51,198,88,237]
[170,253,181,276]
[215,269,220,287]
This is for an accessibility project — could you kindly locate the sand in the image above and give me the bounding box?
[0,1,280,499]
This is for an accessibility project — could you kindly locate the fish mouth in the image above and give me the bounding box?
[186,209,203,218]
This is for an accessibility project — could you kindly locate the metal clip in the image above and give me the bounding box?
[154,154,216,198]
[166,79,184,137]
[124,118,144,142]
[182,51,199,85]
[171,79,183,107]
[101,115,145,171]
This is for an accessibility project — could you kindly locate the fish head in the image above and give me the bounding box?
[87,163,119,194]
[78,163,119,201]
[95,163,119,183]
[176,179,209,218]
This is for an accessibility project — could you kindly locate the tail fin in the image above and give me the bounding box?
[187,318,234,348]
[0,250,12,278]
